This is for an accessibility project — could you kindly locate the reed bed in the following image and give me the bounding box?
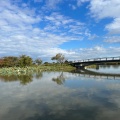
[0,67,35,76]
[0,65,75,75]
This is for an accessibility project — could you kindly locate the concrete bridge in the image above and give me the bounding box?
[72,56,120,69]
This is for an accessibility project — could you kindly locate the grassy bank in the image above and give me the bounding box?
[0,64,75,76]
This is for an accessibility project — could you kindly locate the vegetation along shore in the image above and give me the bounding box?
[0,53,75,75]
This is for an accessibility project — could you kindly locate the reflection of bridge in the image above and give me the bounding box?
[72,69,120,80]
[72,56,120,69]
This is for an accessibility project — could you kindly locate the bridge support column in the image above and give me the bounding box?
[76,65,86,69]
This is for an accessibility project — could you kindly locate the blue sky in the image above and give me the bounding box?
[0,0,120,61]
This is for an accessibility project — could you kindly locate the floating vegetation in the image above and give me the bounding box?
[0,67,35,76]
[0,65,75,76]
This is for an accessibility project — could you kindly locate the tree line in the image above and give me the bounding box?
[0,53,68,68]
[0,55,42,67]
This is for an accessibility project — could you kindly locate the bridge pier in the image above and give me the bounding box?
[74,64,86,69]
[76,66,85,69]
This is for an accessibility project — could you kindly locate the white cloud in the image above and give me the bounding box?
[44,12,86,39]
[105,18,120,34]
[77,0,90,6]
[69,46,120,61]
[34,0,43,3]
[44,12,78,26]
[0,0,86,60]
[89,0,120,19]
[74,0,120,34]
[89,0,120,34]
[45,0,62,9]
[69,4,77,10]
[104,36,120,43]
[0,0,119,61]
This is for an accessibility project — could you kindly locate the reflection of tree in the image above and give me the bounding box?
[96,65,99,70]
[100,65,107,68]
[112,65,119,68]
[0,74,33,85]
[100,65,111,68]
[52,72,65,85]
[106,65,111,68]
[18,75,33,85]
[0,75,18,82]
[100,65,120,69]
[35,71,43,79]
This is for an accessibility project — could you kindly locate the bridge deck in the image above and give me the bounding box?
[72,56,120,67]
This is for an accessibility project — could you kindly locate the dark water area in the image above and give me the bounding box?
[0,67,120,120]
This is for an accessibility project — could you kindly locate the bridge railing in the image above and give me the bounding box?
[73,56,120,63]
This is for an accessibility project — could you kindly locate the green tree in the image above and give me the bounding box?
[3,56,19,67]
[51,53,65,65]
[35,58,42,65]
[18,55,33,67]
[0,58,5,67]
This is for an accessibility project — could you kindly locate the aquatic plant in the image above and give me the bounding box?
[0,65,75,76]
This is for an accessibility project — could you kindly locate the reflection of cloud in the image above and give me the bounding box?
[0,72,120,120]
[107,83,120,90]
[0,74,33,85]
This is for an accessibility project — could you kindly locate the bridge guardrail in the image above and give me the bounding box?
[73,56,120,63]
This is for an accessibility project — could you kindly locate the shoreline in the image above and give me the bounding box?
[0,65,76,76]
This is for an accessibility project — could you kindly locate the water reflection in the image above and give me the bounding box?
[72,69,120,80]
[88,65,120,74]
[0,71,43,85]
[0,71,120,120]
[52,72,65,85]
[35,71,43,79]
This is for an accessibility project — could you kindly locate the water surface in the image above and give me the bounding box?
[0,71,120,120]
[88,65,120,74]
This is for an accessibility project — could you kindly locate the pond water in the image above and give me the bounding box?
[87,65,120,74]
[0,70,120,120]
